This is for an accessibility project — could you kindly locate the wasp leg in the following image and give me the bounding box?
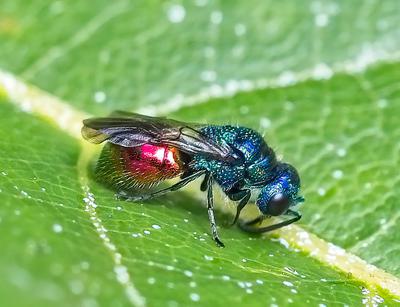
[200,172,210,192]
[227,189,251,226]
[239,210,301,233]
[117,170,205,202]
[243,214,266,226]
[206,175,225,248]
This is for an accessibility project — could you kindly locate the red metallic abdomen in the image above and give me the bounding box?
[121,144,183,187]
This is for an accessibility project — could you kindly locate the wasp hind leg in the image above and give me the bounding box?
[206,174,225,248]
[116,170,206,202]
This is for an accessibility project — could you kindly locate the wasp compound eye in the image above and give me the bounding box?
[267,194,290,216]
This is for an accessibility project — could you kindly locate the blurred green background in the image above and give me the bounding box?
[1,1,400,306]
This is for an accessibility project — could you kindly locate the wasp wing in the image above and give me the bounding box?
[82,111,234,162]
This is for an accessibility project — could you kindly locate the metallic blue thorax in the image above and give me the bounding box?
[190,125,278,191]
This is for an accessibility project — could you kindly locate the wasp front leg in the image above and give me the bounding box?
[239,210,301,233]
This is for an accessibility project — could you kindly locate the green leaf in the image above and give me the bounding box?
[0,102,129,306]
[1,1,400,306]
[0,100,378,306]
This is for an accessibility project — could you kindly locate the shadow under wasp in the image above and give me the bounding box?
[82,111,304,247]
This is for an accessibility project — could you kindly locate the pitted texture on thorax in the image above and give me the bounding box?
[203,125,270,161]
[190,125,278,190]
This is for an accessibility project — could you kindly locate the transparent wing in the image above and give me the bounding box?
[82,111,235,162]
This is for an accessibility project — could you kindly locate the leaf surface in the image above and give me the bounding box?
[1,0,400,306]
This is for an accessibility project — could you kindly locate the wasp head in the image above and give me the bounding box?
[257,163,304,216]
